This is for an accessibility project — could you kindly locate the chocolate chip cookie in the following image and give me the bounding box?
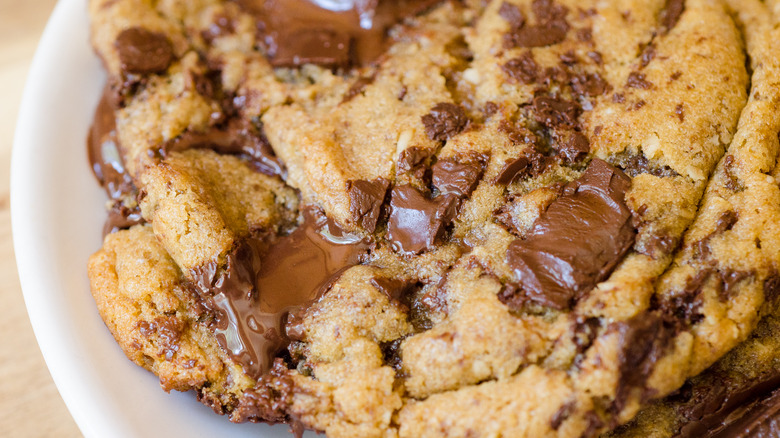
[86,0,780,436]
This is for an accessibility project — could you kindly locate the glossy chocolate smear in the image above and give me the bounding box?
[505,159,636,310]
[115,27,174,74]
[387,185,458,254]
[674,374,780,438]
[88,86,134,200]
[88,86,145,234]
[236,0,443,67]
[193,207,371,378]
[163,119,286,177]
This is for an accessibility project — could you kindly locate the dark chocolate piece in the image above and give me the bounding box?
[115,27,173,74]
[346,178,390,233]
[422,102,469,142]
[504,159,636,309]
[237,0,443,67]
[532,96,580,130]
[612,311,674,412]
[504,0,570,48]
[397,146,435,173]
[494,156,530,185]
[626,72,653,89]
[162,119,286,177]
[502,52,539,84]
[660,0,685,33]
[674,372,780,438]
[571,73,609,97]
[432,156,486,197]
[498,2,525,29]
[191,207,371,378]
[387,185,459,254]
[554,130,590,163]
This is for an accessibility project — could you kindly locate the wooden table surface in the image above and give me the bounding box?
[1,0,83,436]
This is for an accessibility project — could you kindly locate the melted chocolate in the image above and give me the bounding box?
[237,0,442,67]
[88,86,135,200]
[162,119,286,177]
[88,86,146,234]
[675,373,780,438]
[192,207,371,378]
[505,159,636,309]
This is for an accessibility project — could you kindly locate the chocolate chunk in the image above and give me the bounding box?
[230,359,295,424]
[723,155,741,191]
[88,86,136,200]
[626,72,653,89]
[422,103,469,142]
[502,52,539,84]
[576,28,592,43]
[504,0,570,48]
[764,274,780,304]
[551,401,575,430]
[571,73,609,97]
[612,93,626,103]
[103,200,145,236]
[380,338,406,374]
[346,178,390,233]
[498,119,537,145]
[371,277,416,303]
[191,207,370,378]
[656,276,705,330]
[587,50,603,65]
[498,2,525,29]
[432,155,487,197]
[532,96,581,130]
[660,0,685,33]
[674,371,780,438]
[719,270,750,301]
[387,185,459,254]
[237,0,443,67]
[115,27,173,74]
[504,159,636,309]
[397,146,435,173]
[611,153,679,178]
[342,76,375,103]
[554,131,590,163]
[572,316,600,366]
[138,316,184,360]
[640,44,656,68]
[163,118,286,177]
[612,311,674,412]
[675,103,685,122]
[494,156,530,185]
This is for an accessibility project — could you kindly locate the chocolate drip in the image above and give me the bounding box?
[88,86,145,234]
[504,159,636,310]
[192,207,371,378]
[236,0,443,67]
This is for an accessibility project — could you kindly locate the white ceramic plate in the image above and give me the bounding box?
[12,1,307,436]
